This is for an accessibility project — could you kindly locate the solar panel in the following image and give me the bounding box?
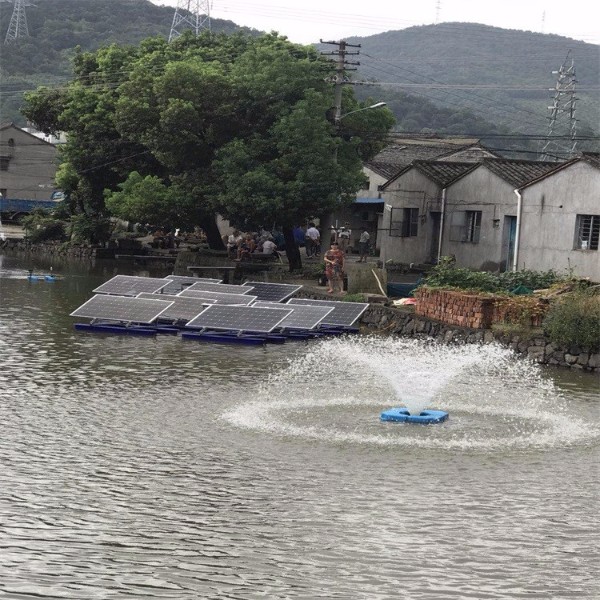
[93,275,170,297]
[177,289,257,306]
[252,301,333,330]
[159,275,222,294]
[242,281,302,302]
[185,281,254,295]
[186,305,293,333]
[70,295,173,324]
[137,292,214,322]
[286,298,369,326]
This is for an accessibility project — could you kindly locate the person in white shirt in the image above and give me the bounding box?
[358,227,370,262]
[337,222,351,254]
[304,223,320,258]
[227,230,243,258]
[262,239,277,254]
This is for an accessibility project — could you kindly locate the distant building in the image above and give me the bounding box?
[379,154,600,281]
[330,138,498,253]
[0,122,59,202]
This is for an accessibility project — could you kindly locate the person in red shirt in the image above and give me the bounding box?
[324,242,345,294]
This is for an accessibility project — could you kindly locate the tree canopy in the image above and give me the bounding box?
[23,31,395,266]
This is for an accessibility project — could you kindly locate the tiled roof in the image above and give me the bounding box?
[412,160,478,187]
[364,161,403,179]
[372,137,482,167]
[482,158,561,188]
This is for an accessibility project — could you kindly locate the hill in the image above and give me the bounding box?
[0,0,258,123]
[344,23,599,138]
[1,3,597,155]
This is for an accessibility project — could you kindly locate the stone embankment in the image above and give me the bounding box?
[358,303,598,373]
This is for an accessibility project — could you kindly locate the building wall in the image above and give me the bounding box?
[379,169,442,264]
[0,125,58,201]
[442,167,517,271]
[519,161,600,281]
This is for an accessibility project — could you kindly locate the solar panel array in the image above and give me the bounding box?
[186,305,292,333]
[93,275,170,297]
[287,298,369,326]
[252,301,333,330]
[70,294,173,324]
[242,281,302,302]
[186,281,254,295]
[160,275,222,295]
[137,292,214,322]
[178,289,257,306]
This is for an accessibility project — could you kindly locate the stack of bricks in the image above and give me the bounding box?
[414,288,496,329]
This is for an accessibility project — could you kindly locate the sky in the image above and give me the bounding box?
[155,0,600,45]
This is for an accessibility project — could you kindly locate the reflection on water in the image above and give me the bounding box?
[0,254,598,599]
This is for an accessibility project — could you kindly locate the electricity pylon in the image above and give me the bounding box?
[4,0,30,45]
[169,0,211,42]
[541,50,578,161]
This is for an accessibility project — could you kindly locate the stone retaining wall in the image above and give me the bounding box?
[357,303,598,372]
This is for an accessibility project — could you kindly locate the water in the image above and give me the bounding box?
[0,254,599,599]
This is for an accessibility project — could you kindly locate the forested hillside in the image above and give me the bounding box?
[0,0,258,124]
[1,0,597,154]
[346,23,599,138]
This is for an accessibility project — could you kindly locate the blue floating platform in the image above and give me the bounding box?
[181,331,266,346]
[74,323,157,336]
[380,407,449,424]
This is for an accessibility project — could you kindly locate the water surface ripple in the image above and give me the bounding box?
[0,257,598,599]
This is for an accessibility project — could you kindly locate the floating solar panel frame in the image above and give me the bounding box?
[136,292,215,322]
[184,281,254,295]
[241,281,302,302]
[252,301,333,330]
[177,289,258,306]
[159,275,222,295]
[185,305,293,333]
[70,295,174,324]
[93,275,170,297]
[286,298,369,326]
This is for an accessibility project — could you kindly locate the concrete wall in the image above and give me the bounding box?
[443,167,517,271]
[0,125,58,200]
[379,169,442,264]
[519,161,600,281]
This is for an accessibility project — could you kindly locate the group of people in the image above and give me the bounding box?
[225,229,279,260]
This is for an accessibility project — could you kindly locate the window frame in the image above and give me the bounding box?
[575,214,600,251]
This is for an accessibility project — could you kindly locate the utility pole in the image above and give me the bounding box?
[169,0,212,43]
[320,39,361,129]
[318,40,360,252]
[541,50,578,161]
[4,0,29,45]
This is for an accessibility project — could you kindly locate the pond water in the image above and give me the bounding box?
[0,254,598,599]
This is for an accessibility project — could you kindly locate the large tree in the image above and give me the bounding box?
[23,32,394,254]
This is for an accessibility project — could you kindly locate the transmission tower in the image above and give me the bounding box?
[4,0,30,45]
[169,0,211,42]
[541,50,578,161]
[435,0,442,24]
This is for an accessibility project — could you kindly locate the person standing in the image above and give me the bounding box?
[358,227,370,263]
[337,223,351,254]
[305,222,320,258]
[324,241,345,294]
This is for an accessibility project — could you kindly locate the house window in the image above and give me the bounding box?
[449,210,482,243]
[465,210,482,243]
[0,157,9,171]
[575,214,599,250]
[389,207,418,237]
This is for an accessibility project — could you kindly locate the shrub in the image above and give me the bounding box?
[543,290,600,350]
[423,257,566,293]
[22,212,67,243]
[70,213,111,244]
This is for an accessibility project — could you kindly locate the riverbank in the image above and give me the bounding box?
[2,242,597,372]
